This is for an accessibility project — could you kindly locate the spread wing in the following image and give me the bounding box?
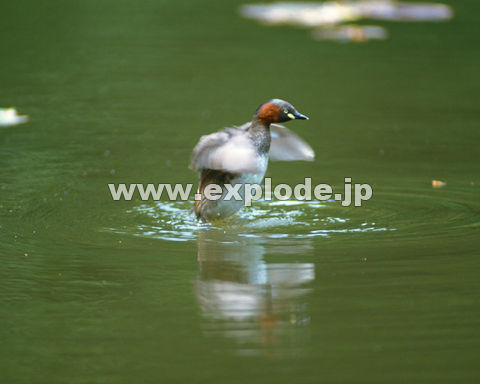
[269,124,315,162]
[190,126,263,174]
[190,122,314,174]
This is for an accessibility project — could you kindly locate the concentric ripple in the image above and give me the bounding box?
[107,183,480,243]
[109,199,389,242]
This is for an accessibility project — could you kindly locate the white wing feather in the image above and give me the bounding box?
[190,128,263,174]
[269,124,315,162]
[190,123,314,174]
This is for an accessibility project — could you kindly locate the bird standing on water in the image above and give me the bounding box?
[190,99,314,221]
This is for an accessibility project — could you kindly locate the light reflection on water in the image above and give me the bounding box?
[110,198,389,355]
[104,186,480,356]
[195,230,314,356]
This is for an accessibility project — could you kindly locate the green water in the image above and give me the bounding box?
[1,0,479,382]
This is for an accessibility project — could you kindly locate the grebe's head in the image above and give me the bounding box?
[254,99,308,126]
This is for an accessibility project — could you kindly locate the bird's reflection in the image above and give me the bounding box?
[195,229,315,356]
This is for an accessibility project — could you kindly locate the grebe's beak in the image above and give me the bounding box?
[287,111,309,120]
[294,111,308,120]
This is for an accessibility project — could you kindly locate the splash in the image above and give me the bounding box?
[110,198,390,242]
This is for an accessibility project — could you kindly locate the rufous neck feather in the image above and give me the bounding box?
[255,102,280,126]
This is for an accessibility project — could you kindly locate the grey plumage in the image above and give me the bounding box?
[190,99,312,221]
[190,123,314,174]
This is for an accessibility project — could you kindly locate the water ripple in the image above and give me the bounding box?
[107,184,480,243]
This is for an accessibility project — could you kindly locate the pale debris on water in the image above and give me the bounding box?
[312,24,387,42]
[240,1,453,26]
[0,107,29,127]
[240,1,453,42]
[432,180,446,188]
[241,2,361,26]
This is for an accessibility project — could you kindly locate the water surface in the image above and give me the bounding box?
[1,0,479,383]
